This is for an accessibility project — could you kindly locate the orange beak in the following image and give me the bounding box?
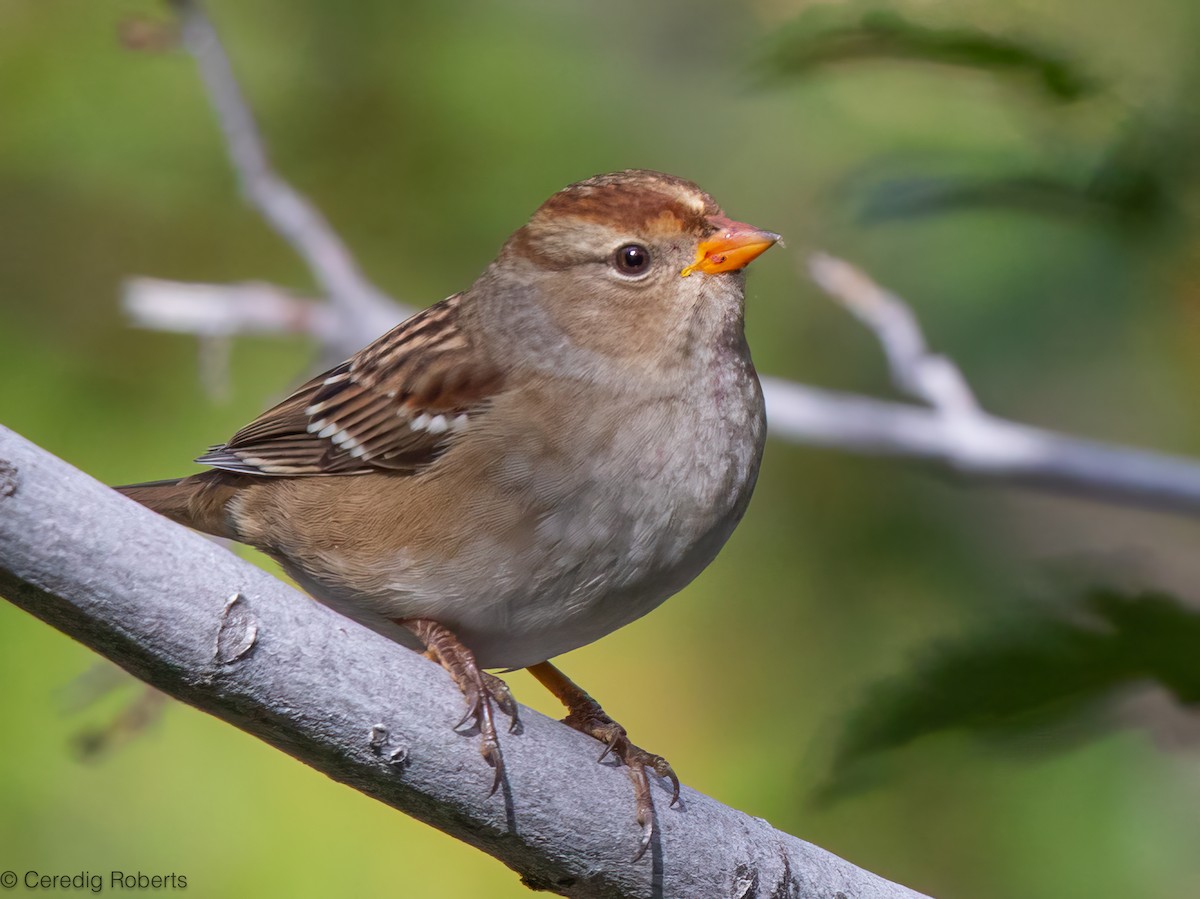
[680,216,780,277]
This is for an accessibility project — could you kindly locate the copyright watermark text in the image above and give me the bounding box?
[0,871,186,892]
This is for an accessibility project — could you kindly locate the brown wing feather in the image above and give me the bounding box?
[197,294,504,476]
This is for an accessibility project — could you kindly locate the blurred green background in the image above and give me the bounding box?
[3,0,1200,896]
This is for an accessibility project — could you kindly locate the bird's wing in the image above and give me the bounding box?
[197,294,505,476]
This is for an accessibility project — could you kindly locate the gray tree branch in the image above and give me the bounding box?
[0,425,926,899]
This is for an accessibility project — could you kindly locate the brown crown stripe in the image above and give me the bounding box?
[533,170,719,234]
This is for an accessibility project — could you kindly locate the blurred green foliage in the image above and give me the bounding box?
[3,1,1200,897]
[759,9,1100,101]
[825,589,1200,800]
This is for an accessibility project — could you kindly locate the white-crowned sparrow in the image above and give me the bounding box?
[119,169,778,856]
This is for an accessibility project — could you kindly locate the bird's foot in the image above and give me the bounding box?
[527,661,679,860]
[566,702,681,861]
[398,618,519,796]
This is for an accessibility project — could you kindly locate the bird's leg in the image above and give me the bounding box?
[397,618,520,795]
[526,660,680,860]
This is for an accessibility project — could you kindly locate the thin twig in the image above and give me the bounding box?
[808,252,979,416]
[123,277,342,338]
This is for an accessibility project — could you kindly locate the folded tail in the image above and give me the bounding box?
[116,472,241,539]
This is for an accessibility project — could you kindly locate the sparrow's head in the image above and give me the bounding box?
[484,169,778,365]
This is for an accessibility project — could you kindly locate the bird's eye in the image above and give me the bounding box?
[612,244,652,277]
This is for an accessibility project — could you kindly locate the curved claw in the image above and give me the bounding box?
[524,660,681,863]
[468,672,506,797]
[596,727,623,763]
[483,740,505,797]
[633,813,653,863]
[649,756,681,807]
[454,693,480,731]
[482,671,521,734]
[628,760,657,862]
[398,618,518,800]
